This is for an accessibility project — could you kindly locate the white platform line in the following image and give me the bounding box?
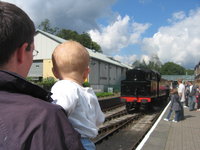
[135,101,171,150]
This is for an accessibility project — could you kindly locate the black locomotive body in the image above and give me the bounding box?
[121,67,169,113]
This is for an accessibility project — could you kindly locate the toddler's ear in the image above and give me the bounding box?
[83,67,90,80]
[52,67,59,79]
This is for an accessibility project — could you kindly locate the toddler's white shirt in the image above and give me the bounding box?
[51,80,105,138]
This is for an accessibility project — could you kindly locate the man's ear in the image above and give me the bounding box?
[16,43,29,64]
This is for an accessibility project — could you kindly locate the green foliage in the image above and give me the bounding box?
[185,69,194,75]
[56,29,79,41]
[26,77,33,82]
[78,33,92,48]
[160,62,186,75]
[95,92,114,98]
[38,19,101,52]
[82,81,90,87]
[91,41,102,52]
[57,30,102,52]
[132,60,161,72]
[38,77,56,90]
[147,61,161,72]
[38,19,58,34]
[132,55,192,75]
[132,60,142,68]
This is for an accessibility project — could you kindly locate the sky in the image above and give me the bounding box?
[3,0,200,69]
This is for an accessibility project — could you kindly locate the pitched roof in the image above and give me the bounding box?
[35,29,132,69]
[161,75,195,81]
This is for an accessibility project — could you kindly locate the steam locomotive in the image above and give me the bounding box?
[120,67,170,113]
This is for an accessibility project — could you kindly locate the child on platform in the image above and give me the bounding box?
[51,40,105,150]
[164,88,182,123]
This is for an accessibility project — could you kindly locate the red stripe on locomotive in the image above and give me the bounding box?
[120,97,137,102]
[121,97,151,102]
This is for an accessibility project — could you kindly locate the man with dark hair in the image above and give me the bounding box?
[0,1,84,149]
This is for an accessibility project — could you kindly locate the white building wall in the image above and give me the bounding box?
[34,33,59,60]
[99,61,109,85]
[116,67,122,84]
[89,58,99,84]
[109,64,117,85]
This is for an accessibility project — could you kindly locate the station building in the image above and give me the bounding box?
[194,61,200,86]
[194,61,200,80]
[28,30,132,92]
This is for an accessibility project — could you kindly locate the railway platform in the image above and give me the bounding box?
[136,102,200,150]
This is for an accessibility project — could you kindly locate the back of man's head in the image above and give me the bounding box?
[0,1,35,67]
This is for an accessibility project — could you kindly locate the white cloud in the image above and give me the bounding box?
[88,15,150,55]
[140,55,150,64]
[4,0,116,32]
[114,54,137,65]
[168,11,186,23]
[142,8,200,68]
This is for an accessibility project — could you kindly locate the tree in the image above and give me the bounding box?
[160,62,186,75]
[56,29,102,52]
[132,54,162,73]
[91,41,102,53]
[38,19,58,34]
[56,29,79,40]
[38,19,102,52]
[132,60,141,68]
[78,33,92,48]
[147,61,161,72]
[185,69,194,75]
[132,60,147,68]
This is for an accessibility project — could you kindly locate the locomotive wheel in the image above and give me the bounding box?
[126,102,134,113]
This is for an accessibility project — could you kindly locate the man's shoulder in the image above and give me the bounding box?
[0,91,63,114]
[26,94,65,113]
[0,91,69,131]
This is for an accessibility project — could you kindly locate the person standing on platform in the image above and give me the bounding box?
[184,81,190,107]
[196,86,200,111]
[164,88,182,123]
[188,81,197,111]
[178,79,185,106]
[177,79,185,120]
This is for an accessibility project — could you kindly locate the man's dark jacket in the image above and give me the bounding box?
[0,71,84,150]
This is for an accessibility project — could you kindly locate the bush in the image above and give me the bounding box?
[95,92,114,98]
[26,77,33,82]
[38,77,56,90]
[83,81,90,87]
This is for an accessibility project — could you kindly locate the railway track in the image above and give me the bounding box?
[92,104,143,144]
[93,113,142,144]
[98,96,124,112]
[94,104,164,150]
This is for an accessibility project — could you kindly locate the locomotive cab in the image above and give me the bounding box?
[121,67,169,113]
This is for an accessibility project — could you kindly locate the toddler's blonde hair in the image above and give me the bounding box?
[52,40,90,76]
